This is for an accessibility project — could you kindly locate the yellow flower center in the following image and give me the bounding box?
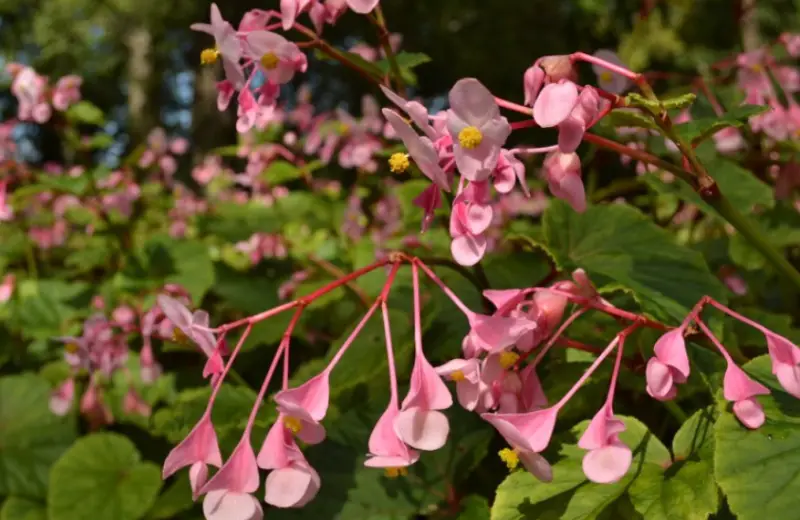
[450,370,466,382]
[499,447,520,471]
[751,63,763,73]
[200,48,219,65]
[284,416,303,434]
[65,342,80,353]
[388,153,410,173]
[172,327,190,345]
[599,71,613,83]
[457,126,483,149]
[260,52,280,70]
[338,122,350,135]
[499,351,520,369]
[384,466,408,478]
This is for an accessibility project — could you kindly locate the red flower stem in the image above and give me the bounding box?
[414,258,475,318]
[705,297,771,335]
[246,306,304,433]
[583,133,696,185]
[217,258,392,333]
[206,323,253,411]
[494,97,532,116]
[510,119,539,131]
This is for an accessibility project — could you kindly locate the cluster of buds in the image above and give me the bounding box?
[5,64,82,123]
[156,253,800,519]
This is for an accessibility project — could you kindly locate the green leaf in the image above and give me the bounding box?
[262,160,303,184]
[0,374,77,498]
[673,105,768,144]
[48,433,162,520]
[144,473,193,520]
[0,497,46,520]
[540,200,726,323]
[627,408,719,520]
[626,92,696,112]
[459,495,491,519]
[606,109,658,130]
[66,101,105,126]
[715,355,800,520]
[491,417,670,520]
[164,240,215,302]
[661,93,697,110]
[376,52,432,86]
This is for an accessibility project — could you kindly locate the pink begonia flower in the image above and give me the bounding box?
[578,403,631,484]
[199,436,260,514]
[0,181,13,221]
[382,108,450,191]
[157,295,220,369]
[765,334,800,399]
[0,273,15,302]
[412,184,442,233]
[191,3,245,87]
[523,65,545,106]
[279,0,313,30]
[309,0,348,34]
[11,67,52,123]
[51,75,82,111]
[258,419,321,507]
[395,348,453,451]
[50,378,75,416]
[446,78,511,182]
[557,86,602,153]
[140,342,162,384]
[645,358,678,401]
[123,387,152,417]
[80,380,113,429]
[482,408,558,482]
[203,490,263,520]
[723,362,770,429]
[533,81,579,128]
[380,86,440,141]
[468,312,538,353]
[274,372,330,445]
[518,363,549,412]
[542,150,586,212]
[245,31,307,85]
[713,127,745,154]
[591,50,631,94]
[653,329,690,383]
[435,358,481,410]
[495,150,529,195]
[163,413,223,495]
[346,0,380,14]
[365,403,420,468]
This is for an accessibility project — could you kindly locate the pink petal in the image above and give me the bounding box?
[402,349,453,411]
[456,380,481,411]
[723,363,770,402]
[523,65,545,106]
[582,442,632,484]
[203,490,263,520]
[163,413,222,479]
[550,170,586,213]
[519,364,548,411]
[257,419,291,470]
[367,403,413,460]
[448,78,499,127]
[483,408,558,453]
[766,333,800,367]
[157,294,192,330]
[274,371,330,422]
[200,437,260,496]
[578,404,613,450]
[533,82,579,128]
[775,363,800,399]
[189,462,210,496]
[465,203,493,235]
[470,313,537,353]
[393,408,450,451]
[264,462,321,508]
[557,117,586,153]
[345,0,380,14]
[483,289,525,311]
[450,234,487,266]
[645,358,674,398]
[653,329,690,382]
[518,450,553,482]
[733,398,766,429]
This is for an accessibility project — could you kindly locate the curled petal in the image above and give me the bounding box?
[264,462,321,508]
[645,358,674,399]
[582,442,632,484]
[393,408,450,451]
[203,490,263,520]
[732,398,766,429]
[533,82,579,128]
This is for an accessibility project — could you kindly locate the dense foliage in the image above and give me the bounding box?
[2,1,800,519]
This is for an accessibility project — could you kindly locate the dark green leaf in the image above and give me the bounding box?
[0,497,46,520]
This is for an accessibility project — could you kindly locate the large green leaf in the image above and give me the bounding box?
[0,497,46,520]
[540,200,726,322]
[491,417,670,520]
[627,408,719,519]
[48,433,162,520]
[0,374,77,498]
[715,355,800,520]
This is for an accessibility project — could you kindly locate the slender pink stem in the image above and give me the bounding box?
[510,119,539,131]
[705,298,772,335]
[414,259,475,319]
[605,333,627,406]
[412,262,424,355]
[217,301,296,333]
[571,52,639,81]
[695,319,734,365]
[206,323,253,412]
[494,97,533,116]
[681,296,709,329]
[381,302,400,405]
[555,335,622,409]
[509,145,559,156]
[526,309,587,368]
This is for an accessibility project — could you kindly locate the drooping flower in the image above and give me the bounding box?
[191,3,245,87]
[157,295,222,377]
[50,378,75,416]
[163,413,223,496]
[578,403,631,484]
[482,408,558,482]
[723,362,770,429]
[533,81,579,128]
[435,358,482,410]
[365,402,420,468]
[542,150,586,212]
[382,108,450,191]
[274,372,330,445]
[245,31,307,85]
[765,333,800,398]
[446,78,512,182]
[258,419,321,508]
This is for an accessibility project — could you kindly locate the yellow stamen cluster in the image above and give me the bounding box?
[200,48,219,65]
[599,71,613,83]
[499,448,520,471]
[388,153,410,173]
[260,52,280,70]
[284,416,303,434]
[450,370,466,382]
[65,342,80,354]
[458,126,483,149]
[499,351,520,369]
[172,327,190,345]
[384,467,409,478]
